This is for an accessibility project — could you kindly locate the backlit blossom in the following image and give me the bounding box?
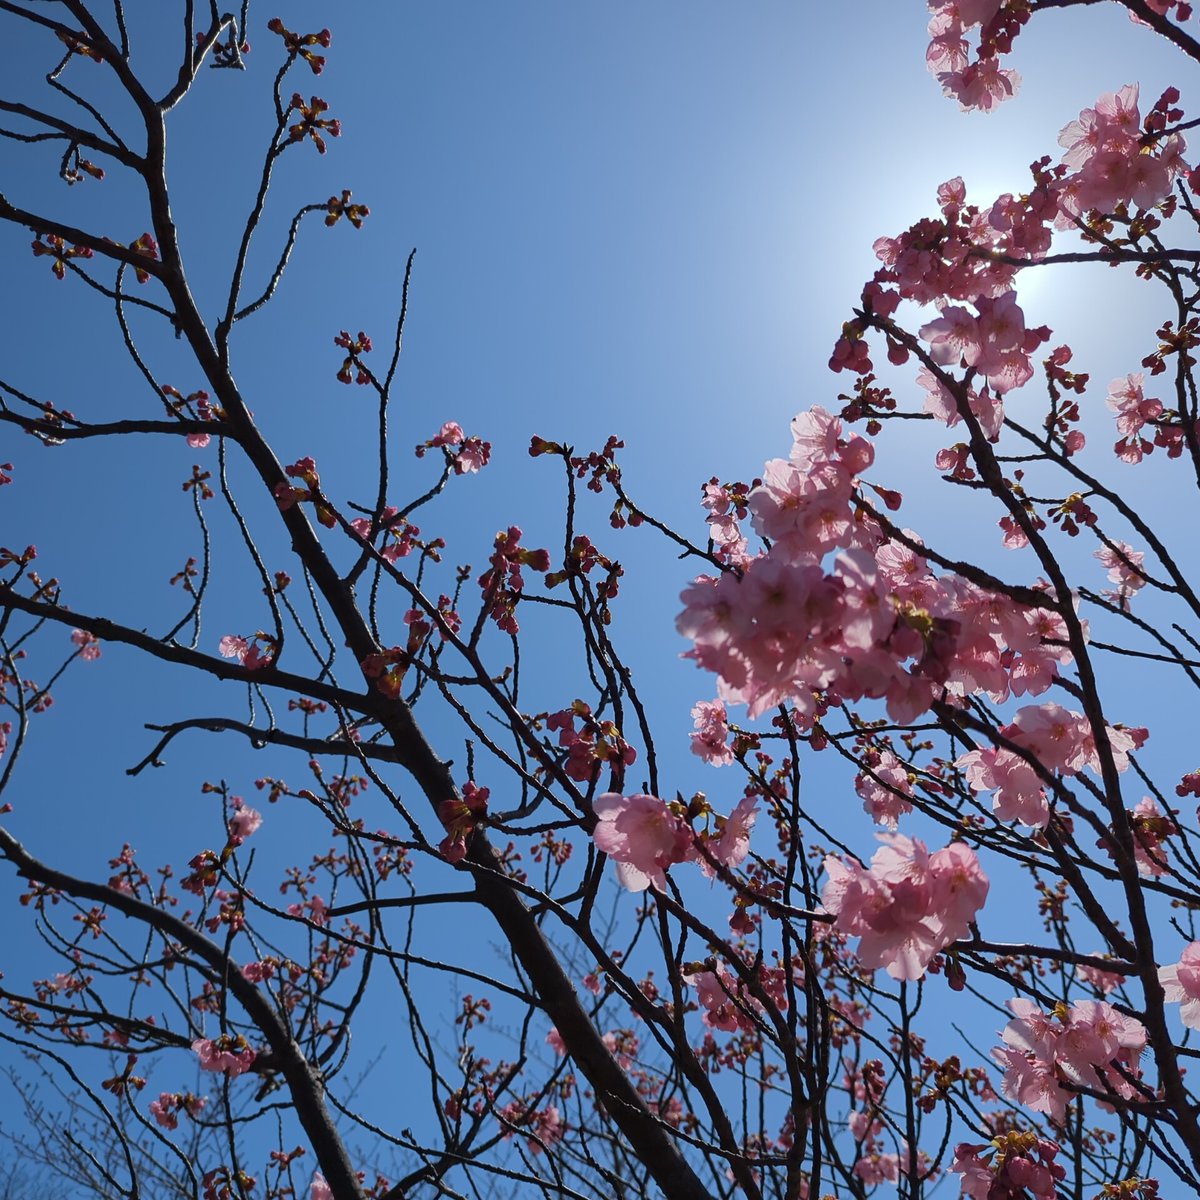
[690,698,734,766]
[1158,941,1200,1030]
[994,997,1146,1124]
[855,751,914,830]
[822,835,988,980]
[697,795,759,875]
[1095,540,1147,609]
[592,792,691,892]
[957,746,1049,828]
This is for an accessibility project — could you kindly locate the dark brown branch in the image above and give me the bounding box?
[0,587,384,724]
[0,823,366,1200]
[0,99,141,170]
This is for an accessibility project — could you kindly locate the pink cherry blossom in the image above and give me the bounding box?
[592,792,691,892]
[995,997,1146,1123]
[693,965,750,1033]
[1095,540,1147,609]
[705,796,759,872]
[218,634,250,660]
[957,745,1049,828]
[1056,85,1188,224]
[689,698,734,766]
[149,1090,206,1128]
[241,959,277,983]
[431,421,464,446]
[149,1092,179,1129]
[701,480,750,566]
[1158,941,1200,1030]
[853,1153,901,1187]
[192,1034,257,1076]
[919,292,1044,396]
[531,1104,565,1153]
[855,751,914,830]
[939,57,1020,113]
[822,835,988,980]
[227,797,263,846]
[310,1174,333,1200]
[1076,959,1126,995]
[70,628,102,661]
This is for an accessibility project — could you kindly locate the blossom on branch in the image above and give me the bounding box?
[192,1034,257,1076]
[821,835,988,980]
[592,792,692,892]
[1159,942,1200,1030]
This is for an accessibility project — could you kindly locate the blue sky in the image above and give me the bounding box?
[3,0,1199,1185]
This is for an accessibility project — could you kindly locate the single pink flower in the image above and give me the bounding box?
[218,634,250,660]
[1159,941,1200,1030]
[227,798,263,846]
[592,792,691,892]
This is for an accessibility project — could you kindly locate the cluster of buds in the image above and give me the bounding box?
[110,232,160,284]
[477,526,550,633]
[101,1054,146,1097]
[950,1132,1064,1200]
[148,1091,207,1130]
[438,782,490,864]
[287,94,341,154]
[543,534,623,607]
[195,27,250,67]
[325,188,370,229]
[202,1167,258,1200]
[274,456,336,528]
[267,18,331,74]
[360,646,411,699]
[62,145,105,186]
[31,233,93,280]
[541,700,637,784]
[334,329,372,384]
[183,463,214,501]
[350,507,422,563]
[70,628,101,661]
[162,384,217,448]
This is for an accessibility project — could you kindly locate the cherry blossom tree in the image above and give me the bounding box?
[4,3,1200,1200]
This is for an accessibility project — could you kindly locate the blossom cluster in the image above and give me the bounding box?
[415,420,491,474]
[926,0,1024,113]
[994,998,1146,1124]
[957,704,1146,830]
[1106,373,1191,464]
[821,834,988,981]
[678,406,1078,726]
[192,1033,257,1076]
[1056,84,1187,227]
[950,1131,1065,1200]
[542,701,637,783]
